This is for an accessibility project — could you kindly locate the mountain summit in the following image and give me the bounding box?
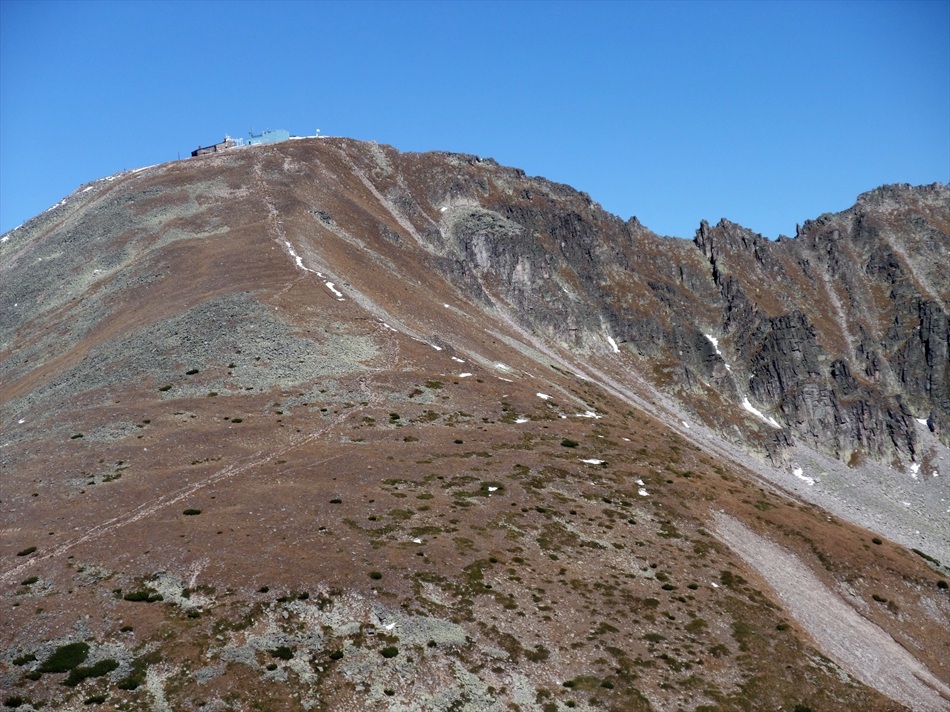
[2,138,948,710]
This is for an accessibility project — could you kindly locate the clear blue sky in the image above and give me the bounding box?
[2,0,948,238]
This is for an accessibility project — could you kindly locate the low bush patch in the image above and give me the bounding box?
[39,642,89,673]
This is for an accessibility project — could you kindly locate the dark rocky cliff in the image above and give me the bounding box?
[340,143,948,466]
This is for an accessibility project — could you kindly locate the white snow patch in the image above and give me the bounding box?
[325,282,344,299]
[451,356,465,363]
[412,538,423,544]
[430,344,443,351]
[622,437,630,442]
[711,582,719,589]
[18,419,25,424]
[514,418,529,424]
[536,393,552,400]
[916,418,929,426]
[606,335,620,353]
[581,459,605,465]
[575,411,602,419]
[792,467,815,486]
[638,488,649,497]
[282,240,321,276]
[741,397,781,428]
[910,463,920,480]
[636,479,645,486]
[705,334,723,356]
[380,322,397,332]
[681,420,690,428]
[458,373,473,378]
[498,377,513,382]
[495,363,512,372]
[1,236,8,243]
[440,206,448,213]
[487,486,499,492]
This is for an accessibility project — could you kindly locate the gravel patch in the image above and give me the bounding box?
[712,511,950,711]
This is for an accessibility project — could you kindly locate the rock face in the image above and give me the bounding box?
[324,145,949,467]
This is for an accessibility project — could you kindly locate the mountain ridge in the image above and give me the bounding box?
[1,137,948,711]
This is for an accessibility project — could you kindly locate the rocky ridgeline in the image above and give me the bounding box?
[373,146,948,466]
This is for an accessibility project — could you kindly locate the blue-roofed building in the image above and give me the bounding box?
[246,129,291,146]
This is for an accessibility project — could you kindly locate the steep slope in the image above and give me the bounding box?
[1,138,948,711]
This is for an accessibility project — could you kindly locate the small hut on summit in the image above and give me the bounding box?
[191,135,239,157]
[190,129,291,157]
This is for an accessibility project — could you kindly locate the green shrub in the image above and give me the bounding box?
[270,646,294,660]
[39,642,89,673]
[525,645,550,662]
[183,509,202,516]
[123,590,162,603]
[12,653,36,666]
[16,546,37,556]
[158,385,172,392]
[4,698,26,709]
[329,650,344,660]
[369,571,383,580]
[64,659,119,687]
[380,646,398,658]
[872,537,883,545]
[84,695,107,705]
[560,439,579,448]
[117,675,142,690]
[70,433,84,439]
[186,369,199,375]
[938,580,948,590]
[21,576,38,586]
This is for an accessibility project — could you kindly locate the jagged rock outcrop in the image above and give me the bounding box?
[394,148,948,465]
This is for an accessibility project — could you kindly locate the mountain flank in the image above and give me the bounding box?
[1,137,948,711]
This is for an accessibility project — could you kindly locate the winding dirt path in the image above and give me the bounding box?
[712,512,950,711]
